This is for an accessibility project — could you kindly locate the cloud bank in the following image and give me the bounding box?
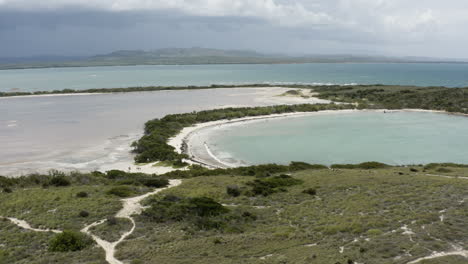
[0,0,467,57]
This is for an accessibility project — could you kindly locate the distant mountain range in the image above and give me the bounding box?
[1,47,467,70]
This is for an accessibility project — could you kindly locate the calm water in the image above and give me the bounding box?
[207,112,468,166]
[1,63,468,92]
[0,88,286,176]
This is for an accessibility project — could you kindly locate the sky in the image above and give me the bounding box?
[0,0,467,58]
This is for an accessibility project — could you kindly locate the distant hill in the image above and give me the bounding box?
[0,47,467,70]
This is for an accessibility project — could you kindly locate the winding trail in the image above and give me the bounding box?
[2,179,182,264]
[407,246,468,264]
[81,179,182,264]
[0,217,62,233]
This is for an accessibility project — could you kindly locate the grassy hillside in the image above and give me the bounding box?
[1,164,468,263]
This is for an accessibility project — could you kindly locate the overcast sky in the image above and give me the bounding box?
[0,0,467,58]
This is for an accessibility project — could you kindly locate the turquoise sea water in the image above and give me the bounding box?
[1,63,468,92]
[208,112,468,166]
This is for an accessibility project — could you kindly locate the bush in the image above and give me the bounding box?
[76,191,88,198]
[331,162,389,170]
[143,196,230,228]
[107,217,118,225]
[289,162,327,171]
[303,188,317,196]
[436,168,453,173]
[106,170,128,179]
[79,211,89,217]
[139,178,169,188]
[247,175,303,196]
[107,186,135,197]
[49,230,93,252]
[2,187,12,193]
[226,185,241,197]
[49,176,71,187]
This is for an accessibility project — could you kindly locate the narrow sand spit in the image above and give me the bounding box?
[81,179,182,264]
[2,179,182,264]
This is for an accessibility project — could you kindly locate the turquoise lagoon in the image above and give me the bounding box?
[206,111,468,166]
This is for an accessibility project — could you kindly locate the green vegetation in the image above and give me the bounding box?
[89,218,133,242]
[117,165,468,264]
[246,174,303,196]
[0,83,279,97]
[1,165,468,263]
[313,85,468,114]
[330,161,390,169]
[48,230,94,252]
[132,103,354,163]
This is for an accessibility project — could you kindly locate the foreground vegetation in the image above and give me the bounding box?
[2,164,468,263]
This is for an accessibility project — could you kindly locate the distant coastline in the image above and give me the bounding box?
[1,83,467,98]
[2,47,468,71]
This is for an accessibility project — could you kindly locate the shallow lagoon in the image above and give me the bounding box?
[0,88,298,176]
[206,111,468,166]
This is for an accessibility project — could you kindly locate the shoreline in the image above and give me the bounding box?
[168,109,468,169]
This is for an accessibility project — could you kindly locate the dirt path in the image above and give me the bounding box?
[407,246,468,263]
[0,216,62,233]
[2,179,181,264]
[81,179,182,264]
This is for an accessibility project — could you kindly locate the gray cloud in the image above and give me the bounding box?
[0,0,467,57]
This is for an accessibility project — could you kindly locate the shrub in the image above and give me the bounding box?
[49,230,93,252]
[436,168,452,173]
[79,211,89,217]
[331,162,389,170]
[106,170,127,179]
[2,187,12,193]
[247,175,303,196]
[143,196,230,229]
[49,176,71,187]
[289,162,327,171]
[139,178,169,188]
[76,191,88,198]
[107,217,118,225]
[226,185,241,197]
[303,188,317,196]
[107,186,135,197]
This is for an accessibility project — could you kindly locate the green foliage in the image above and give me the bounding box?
[424,163,468,170]
[314,85,468,114]
[48,230,93,252]
[139,178,169,188]
[79,211,89,217]
[143,195,236,230]
[49,175,71,187]
[76,191,88,198]
[331,162,389,169]
[226,185,241,197]
[106,186,136,197]
[247,174,303,196]
[302,188,317,195]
